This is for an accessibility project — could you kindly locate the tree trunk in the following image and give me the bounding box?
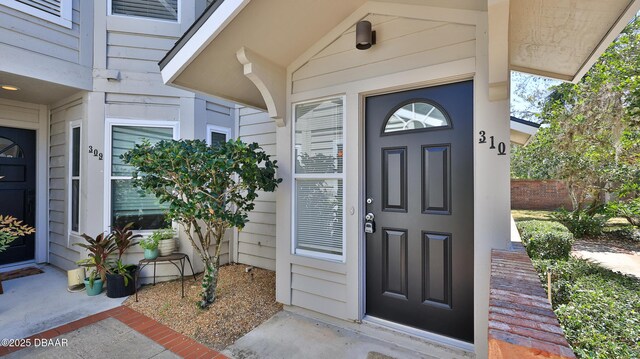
[199,254,220,309]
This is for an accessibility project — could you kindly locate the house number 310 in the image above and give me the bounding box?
[88,145,103,160]
[478,131,507,156]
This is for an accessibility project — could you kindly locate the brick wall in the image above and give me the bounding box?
[489,248,575,359]
[511,179,572,210]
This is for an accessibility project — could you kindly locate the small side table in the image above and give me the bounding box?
[135,252,197,302]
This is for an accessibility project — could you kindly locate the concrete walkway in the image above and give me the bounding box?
[0,265,125,340]
[0,306,224,358]
[572,239,640,278]
[223,310,473,359]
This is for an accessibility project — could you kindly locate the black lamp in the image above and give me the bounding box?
[356,20,376,50]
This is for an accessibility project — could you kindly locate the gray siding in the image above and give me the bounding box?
[107,31,177,73]
[237,108,277,270]
[48,97,84,270]
[0,0,83,65]
[292,15,476,93]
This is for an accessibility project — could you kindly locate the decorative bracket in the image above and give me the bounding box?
[236,47,286,127]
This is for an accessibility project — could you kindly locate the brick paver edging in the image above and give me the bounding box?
[489,248,575,359]
[0,306,226,359]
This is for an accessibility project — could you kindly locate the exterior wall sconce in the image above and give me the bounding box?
[356,20,376,50]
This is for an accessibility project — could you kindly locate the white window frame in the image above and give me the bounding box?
[291,95,347,262]
[107,0,181,23]
[206,124,231,146]
[0,0,72,28]
[68,120,81,235]
[104,118,180,233]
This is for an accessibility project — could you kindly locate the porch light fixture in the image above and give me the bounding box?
[1,85,20,91]
[356,20,376,50]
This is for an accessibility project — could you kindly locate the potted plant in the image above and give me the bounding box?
[75,231,115,296]
[154,228,177,256]
[0,215,35,294]
[139,235,159,260]
[105,223,141,298]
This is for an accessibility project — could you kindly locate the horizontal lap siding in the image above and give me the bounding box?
[48,98,83,270]
[105,93,180,120]
[291,264,348,318]
[0,0,81,63]
[237,108,277,270]
[292,16,476,93]
[107,30,177,73]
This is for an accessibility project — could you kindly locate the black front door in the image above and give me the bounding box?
[0,126,36,265]
[365,81,474,342]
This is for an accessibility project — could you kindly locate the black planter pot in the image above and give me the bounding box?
[106,266,137,298]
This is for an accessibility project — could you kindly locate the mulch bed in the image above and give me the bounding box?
[124,263,281,351]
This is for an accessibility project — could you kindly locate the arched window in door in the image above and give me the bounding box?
[383,100,451,134]
[0,137,24,158]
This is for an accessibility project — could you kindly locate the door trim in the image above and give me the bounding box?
[364,315,475,353]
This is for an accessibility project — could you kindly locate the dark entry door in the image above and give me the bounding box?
[0,126,36,265]
[365,81,474,342]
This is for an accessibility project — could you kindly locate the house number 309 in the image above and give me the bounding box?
[478,131,507,156]
[88,145,103,160]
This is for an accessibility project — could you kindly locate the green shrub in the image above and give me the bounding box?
[550,209,609,238]
[516,220,573,260]
[526,231,573,260]
[516,220,570,241]
[533,257,640,358]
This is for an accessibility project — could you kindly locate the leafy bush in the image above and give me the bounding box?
[516,220,573,260]
[516,220,570,239]
[550,208,609,238]
[607,198,640,228]
[526,231,573,260]
[533,258,640,358]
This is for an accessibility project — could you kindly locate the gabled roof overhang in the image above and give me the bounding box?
[160,0,640,116]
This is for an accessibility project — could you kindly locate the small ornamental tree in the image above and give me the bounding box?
[123,139,280,308]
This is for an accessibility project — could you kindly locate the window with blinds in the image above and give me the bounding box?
[0,0,72,27]
[17,0,61,16]
[110,125,174,230]
[111,0,178,21]
[293,98,345,260]
[70,124,80,233]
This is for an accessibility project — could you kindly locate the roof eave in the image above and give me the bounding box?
[160,0,251,85]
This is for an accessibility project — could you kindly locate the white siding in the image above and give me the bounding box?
[0,0,83,64]
[292,15,476,94]
[237,107,277,270]
[48,97,84,270]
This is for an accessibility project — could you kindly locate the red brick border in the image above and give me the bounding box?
[0,306,226,359]
[489,249,575,359]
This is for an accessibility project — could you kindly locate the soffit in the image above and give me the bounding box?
[165,0,485,110]
[509,0,636,82]
[0,71,80,105]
